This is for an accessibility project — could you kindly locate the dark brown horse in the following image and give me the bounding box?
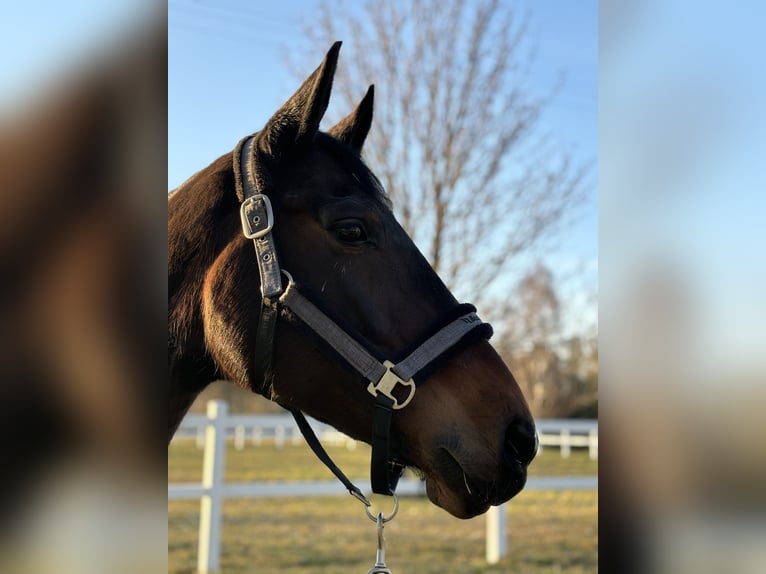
[168,43,536,518]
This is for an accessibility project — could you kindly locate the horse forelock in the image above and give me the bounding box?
[313,132,391,208]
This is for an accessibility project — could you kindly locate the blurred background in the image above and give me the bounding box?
[1,1,166,573]
[600,1,766,572]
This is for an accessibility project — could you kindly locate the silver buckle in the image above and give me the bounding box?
[240,194,274,239]
[367,361,416,410]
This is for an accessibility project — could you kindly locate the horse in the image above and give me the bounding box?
[168,42,536,519]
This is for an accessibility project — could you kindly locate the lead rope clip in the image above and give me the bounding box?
[367,513,392,574]
[364,494,398,574]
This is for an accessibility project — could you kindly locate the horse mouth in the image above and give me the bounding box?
[417,448,528,519]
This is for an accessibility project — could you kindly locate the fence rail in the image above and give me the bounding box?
[169,401,598,573]
[172,411,598,459]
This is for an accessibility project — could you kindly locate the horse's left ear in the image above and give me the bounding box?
[258,41,342,159]
[328,85,374,153]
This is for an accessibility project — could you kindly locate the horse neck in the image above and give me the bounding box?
[168,153,237,439]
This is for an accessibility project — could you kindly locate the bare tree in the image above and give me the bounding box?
[497,264,598,417]
[499,263,560,415]
[562,335,599,418]
[290,0,587,313]
[516,263,561,343]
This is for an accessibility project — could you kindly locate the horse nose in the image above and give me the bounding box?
[504,416,538,466]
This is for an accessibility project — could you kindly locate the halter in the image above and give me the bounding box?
[233,135,492,504]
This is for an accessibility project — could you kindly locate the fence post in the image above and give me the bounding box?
[561,429,571,458]
[485,504,507,564]
[589,429,598,460]
[197,400,227,574]
[234,425,245,450]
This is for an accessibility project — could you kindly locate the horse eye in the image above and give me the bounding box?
[332,221,367,244]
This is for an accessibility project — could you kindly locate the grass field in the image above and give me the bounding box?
[168,441,597,573]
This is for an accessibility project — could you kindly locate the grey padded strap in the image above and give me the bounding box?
[392,313,483,381]
[281,280,486,386]
[279,282,388,384]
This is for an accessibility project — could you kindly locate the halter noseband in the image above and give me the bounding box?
[234,135,492,504]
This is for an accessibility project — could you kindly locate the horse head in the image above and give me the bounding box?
[169,42,536,518]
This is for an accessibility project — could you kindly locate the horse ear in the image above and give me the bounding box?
[328,85,374,153]
[259,41,342,158]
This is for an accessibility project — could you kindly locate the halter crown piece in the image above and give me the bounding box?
[233,135,492,504]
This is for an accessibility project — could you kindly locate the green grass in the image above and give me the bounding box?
[168,441,597,573]
[168,440,597,482]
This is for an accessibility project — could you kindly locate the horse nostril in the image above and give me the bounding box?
[504,416,538,466]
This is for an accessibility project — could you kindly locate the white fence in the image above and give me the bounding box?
[536,418,599,459]
[169,401,598,573]
[173,411,599,460]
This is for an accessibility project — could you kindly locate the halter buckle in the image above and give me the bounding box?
[367,361,415,410]
[240,194,274,239]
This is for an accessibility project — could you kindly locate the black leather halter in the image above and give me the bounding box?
[233,135,492,504]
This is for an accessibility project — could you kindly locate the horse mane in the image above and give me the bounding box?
[167,148,238,362]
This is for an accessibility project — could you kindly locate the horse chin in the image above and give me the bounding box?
[423,476,491,519]
[418,450,529,519]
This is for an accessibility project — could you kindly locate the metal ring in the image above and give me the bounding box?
[281,269,294,285]
[364,494,399,523]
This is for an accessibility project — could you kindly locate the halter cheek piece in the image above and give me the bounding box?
[234,136,492,505]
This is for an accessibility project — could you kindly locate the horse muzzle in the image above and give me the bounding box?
[411,413,538,518]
